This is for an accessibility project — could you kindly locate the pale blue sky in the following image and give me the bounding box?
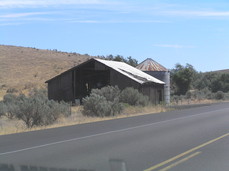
[1,0,229,71]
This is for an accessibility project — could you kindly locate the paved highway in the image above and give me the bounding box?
[0,103,229,171]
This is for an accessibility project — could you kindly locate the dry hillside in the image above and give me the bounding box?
[0,45,91,97]
[215,69,229,73]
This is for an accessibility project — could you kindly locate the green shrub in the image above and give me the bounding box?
[111,97,123,115]
[6,88,18,93]
[0,101,7,117]
[82,86,150,117]
[214,91,225,100]
[18,90,70,128]
[185,91,192,99]
[138,93,149,106]
[91,86,120,102]
[171,95,180,104]
[82,86,123,117]
[3,93,19,119]
[83,94,112,117]
[225,92,229,100]
[120,87,139,105]
[1,89,71,128]
[206,92,215,100]
[185,88,214,100]
[120,87,149,106]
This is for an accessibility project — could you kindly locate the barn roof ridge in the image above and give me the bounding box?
[94,58,164,85]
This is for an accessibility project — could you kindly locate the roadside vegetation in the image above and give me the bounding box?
[0,89,70,128]
[82,86,149,117]
[0,86,161,135]
[1,53,229,135]
[170,63,229,104]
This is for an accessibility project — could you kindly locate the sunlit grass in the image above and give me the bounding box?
[0,105,168,135]
[0,100,222,136]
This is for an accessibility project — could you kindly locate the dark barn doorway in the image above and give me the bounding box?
[73,60,110,101]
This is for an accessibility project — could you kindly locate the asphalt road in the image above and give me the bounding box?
[0,102,229,171]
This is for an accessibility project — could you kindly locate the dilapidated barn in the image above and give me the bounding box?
[46,58,165,104]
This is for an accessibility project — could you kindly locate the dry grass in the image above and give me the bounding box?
[0,105,169,135]
[1,45,227,135]
[0,99,223,136]
[0,90,6,101]
[215,69,229,73]
[0,45,91,99]
[170,99,218,106]
[0,117,26,135]
[122,105,167,116]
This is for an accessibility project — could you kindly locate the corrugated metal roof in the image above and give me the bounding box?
[95,58,164,85]
[136,58,168,71]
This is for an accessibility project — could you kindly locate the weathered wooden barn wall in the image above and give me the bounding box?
[140,84,164,104]
[110,69,140,90]
[48,71,73,102]
[110,69,164,104]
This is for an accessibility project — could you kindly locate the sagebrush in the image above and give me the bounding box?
[82,86,123,117]
[120,87,149,106]
[82,86,149,117]
[0,89,70,128]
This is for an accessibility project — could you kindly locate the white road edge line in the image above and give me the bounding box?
[0,108,224,156]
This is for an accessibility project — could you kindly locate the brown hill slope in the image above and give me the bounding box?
[0,45,91,96]
[214,69,229,73]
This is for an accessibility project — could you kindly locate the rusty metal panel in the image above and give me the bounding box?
[136,58,168,71]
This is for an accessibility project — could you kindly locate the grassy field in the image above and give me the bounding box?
[0,45,90,98]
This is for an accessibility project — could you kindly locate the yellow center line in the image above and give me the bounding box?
[159,151,202,171]
[144,132,229,171]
